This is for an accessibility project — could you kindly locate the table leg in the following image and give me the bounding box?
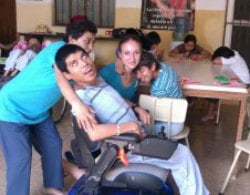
[236,96,247,142]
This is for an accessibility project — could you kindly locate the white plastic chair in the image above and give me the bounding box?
[139,94,190,148]
[220,91,250,193]
[219,131,250,194]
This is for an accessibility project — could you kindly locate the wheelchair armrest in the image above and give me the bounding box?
[130,136,178,160]
[106,133,140,143]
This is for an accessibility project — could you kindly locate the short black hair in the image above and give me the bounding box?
[64,20,97,42]
[142,31,161,51]
[184,34,197,44]
[134,50,161,72]
[55,44,88,73]
[212,46,235,60]
[26,35,44,45]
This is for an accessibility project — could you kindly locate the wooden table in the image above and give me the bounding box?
[166,58,248,142]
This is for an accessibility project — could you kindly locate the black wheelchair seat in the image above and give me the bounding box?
[69,116,179,195]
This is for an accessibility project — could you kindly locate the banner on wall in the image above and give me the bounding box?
[141,0,195,31]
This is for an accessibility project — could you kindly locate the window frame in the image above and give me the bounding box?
[54,0,115,28]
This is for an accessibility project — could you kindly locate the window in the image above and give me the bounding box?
[55,0,115,27]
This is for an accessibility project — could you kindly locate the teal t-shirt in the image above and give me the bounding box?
[99,62,138,101]
[0,41,65,124]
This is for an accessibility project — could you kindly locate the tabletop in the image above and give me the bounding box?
[166,58,248,94]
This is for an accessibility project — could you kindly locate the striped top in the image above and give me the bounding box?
[74,77,138,124]
[150,63,183,98]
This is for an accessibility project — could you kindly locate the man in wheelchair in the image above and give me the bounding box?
[55,44,209,195]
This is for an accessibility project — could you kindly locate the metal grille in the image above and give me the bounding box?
[230,0,250,68]
[54,0,115,27]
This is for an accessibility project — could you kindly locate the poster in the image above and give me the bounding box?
[141,0,195,31]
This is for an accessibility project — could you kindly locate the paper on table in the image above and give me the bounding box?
[214,75,244,87]
[180,76,200,84]
[214,75,245,87]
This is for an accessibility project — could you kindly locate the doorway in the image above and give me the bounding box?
[0,0,17,56]
[224,0,250,67]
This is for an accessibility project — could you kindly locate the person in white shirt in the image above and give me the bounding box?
[202,46,250,121]
[212,46,250,84]
[0,36,42,82]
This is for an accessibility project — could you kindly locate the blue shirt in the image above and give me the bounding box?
[0,41,65,124]
[151,63,183,98]
[99,62,138,101]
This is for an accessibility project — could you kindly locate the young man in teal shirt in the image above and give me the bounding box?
[0,20,97,195]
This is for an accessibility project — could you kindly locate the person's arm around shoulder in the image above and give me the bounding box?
[54,64,97,130]
[190,45,211,60]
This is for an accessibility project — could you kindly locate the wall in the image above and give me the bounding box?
[16,0,226,65]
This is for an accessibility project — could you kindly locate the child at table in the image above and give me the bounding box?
[202,46,250,121]
[142,31,164,61]
[168,34,211,61]
[135,50,184,136]
[0,36,43,82]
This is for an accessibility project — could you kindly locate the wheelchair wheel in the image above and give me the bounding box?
[51,97,68,123]
[104,164,179,195]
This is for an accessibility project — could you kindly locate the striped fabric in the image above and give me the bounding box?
[74,77,138,124]
[150,63,183,98]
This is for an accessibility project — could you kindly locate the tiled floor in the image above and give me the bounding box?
[1,101,250,194]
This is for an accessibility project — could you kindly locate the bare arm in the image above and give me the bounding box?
[168,47,186,58]
[150,0,175,20]
[190,48,212,61]
[125,100,151,126]
[87,122,141,141]
[0,41,17,50]
[54,64,97,130]
[200,48,212,59]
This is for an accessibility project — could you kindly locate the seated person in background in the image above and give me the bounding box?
[0,41,17,51]
[212,46,250,84]
[135,50,183,136]
[168,34,211,60]
[202,46,250,121]
[56,44,209,195]
[142,31,164,60]
[0,36,43,81]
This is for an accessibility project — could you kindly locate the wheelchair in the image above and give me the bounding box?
[68,117,180,195]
